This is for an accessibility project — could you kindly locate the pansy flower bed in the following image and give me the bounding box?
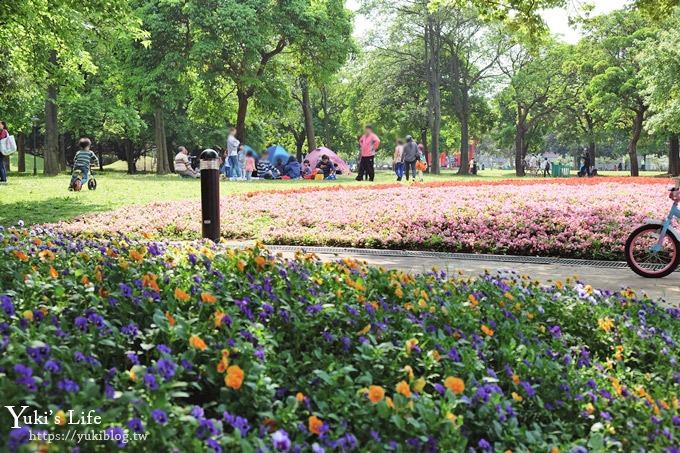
[51,179,673,260]
[0,226,678,451]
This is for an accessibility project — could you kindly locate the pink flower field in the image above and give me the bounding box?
[52,179,673,260]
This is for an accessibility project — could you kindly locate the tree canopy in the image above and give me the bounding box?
[2,0,680,176]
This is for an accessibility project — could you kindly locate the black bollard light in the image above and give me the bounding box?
[200,149,221,242]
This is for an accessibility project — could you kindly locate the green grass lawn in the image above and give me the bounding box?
[0,163,666,226]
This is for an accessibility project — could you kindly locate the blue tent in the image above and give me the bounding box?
[267,145,289,164]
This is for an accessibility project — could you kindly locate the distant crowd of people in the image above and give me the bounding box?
[173,128,346,181]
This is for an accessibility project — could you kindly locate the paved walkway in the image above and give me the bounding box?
[232,243,680,307]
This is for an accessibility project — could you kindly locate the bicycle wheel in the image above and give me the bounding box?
[625,224,680,278]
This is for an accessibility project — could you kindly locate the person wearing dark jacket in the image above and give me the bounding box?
[316,154,335,178]
[284,156,301,178]
[401,135,419,181]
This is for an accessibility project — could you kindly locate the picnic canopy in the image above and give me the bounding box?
[267,145,289,164]
[306,147,351,174]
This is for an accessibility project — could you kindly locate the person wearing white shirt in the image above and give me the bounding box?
[174,146,199,178]
[226,127,240,179]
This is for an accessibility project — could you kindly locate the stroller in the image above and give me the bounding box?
[68,166,97,191]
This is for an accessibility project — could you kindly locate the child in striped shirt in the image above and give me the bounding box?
[69,138,99,188]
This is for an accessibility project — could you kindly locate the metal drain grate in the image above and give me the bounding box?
[264,245,631,269]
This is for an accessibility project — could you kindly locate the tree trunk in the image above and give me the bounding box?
[125,139,137,174]
[58,133,67,171]
[458,109,470,176]
[300,77,316,152]
[514,121,526,177]
[420,127,429,172]
[425,16,441,175]
[44,83,60,176]
[236,90,249,144]
[588,140,596,171]
[17,133,25,172]
[154,106,171,175]
[98,145,104,171]
[295,131,305,162]
[320,86,332,148]
[669,134,680,176]
[627,111,643,177]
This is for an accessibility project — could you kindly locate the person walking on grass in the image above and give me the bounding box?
[393,139,404,181]
[356,125,380,182]
[415,145,428,182]
[401,135,418,181]
[543,158,551,177]
[226,127,240,180]
[0,121,9,185]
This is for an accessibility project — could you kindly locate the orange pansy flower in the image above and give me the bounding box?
[189,335,207,351]
[174,288,190,302]
[368,385,385,403]
[201,292,217,304]
[214,310,225,328]
[129,250,143,262]
[49,266,59,279]
[38,249,55,261]
[444,377,465,395]
[308,415,323,435]
[165,311,176,327]
[396,380,412,398]
[481,325,495,337]
[14,251,29,262]
[225,365,245,389]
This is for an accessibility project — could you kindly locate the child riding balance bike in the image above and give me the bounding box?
[69,137,99,192]
[625,177,680,277]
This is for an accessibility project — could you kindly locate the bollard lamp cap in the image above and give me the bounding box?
[200,148,219,160]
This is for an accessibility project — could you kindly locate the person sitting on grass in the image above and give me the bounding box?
[301,159,313,178]
[69,138,100,189]
[275,158,286,178]
[256,150,276,179]
[284,156,301,179]
[174,146,199,178]
[316,154,335,179]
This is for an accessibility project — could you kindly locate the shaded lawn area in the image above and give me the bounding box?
[0,166,666,226]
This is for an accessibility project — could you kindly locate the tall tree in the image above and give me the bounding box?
[2,0,138,175]
[585,10,657,176]
[290,0,353,153]
[126,0,191,175]
[442,12,506,174]
[499,43,566,176]
[639,8,680,175]
[189,0,349,144]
